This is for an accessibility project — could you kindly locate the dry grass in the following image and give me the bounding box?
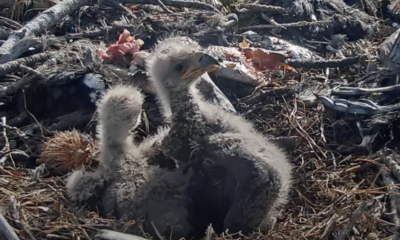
[0,169,112,239]
[0,91,398,240]
[233,99,397,240]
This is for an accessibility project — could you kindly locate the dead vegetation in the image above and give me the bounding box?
[1,0,400,239]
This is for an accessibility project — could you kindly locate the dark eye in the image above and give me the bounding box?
[175,63,184,72]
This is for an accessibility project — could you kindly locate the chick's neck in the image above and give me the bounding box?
[169,84,209,136]
[160,84,208,165]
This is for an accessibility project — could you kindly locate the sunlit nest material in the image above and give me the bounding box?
[37,130,100,173]
[269,0,376,40]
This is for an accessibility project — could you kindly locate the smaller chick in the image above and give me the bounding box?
[66,85,144,213]
[66,85,194,239]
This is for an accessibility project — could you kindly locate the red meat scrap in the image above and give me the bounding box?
[97,29,144,64]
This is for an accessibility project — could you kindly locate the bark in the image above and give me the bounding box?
[0,0,93,58]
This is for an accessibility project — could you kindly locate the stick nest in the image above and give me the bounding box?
[0,0,399,239]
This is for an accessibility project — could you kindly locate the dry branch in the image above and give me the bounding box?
[0,0,93,58]
[240,20,332,31]
[237,3,285,13]
[0,16,22,29]
[320,214,338,240]
[286,55,366,69]
[331,84,400,96]
[0,212,19,240]
[117,0,220,12]
[0,52,65,77]
[336,201,368,240]
[260,12,287,29]
[95,230,149,240]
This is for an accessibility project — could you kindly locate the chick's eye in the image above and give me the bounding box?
[175,63,184,72]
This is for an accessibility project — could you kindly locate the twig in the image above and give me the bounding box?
[1,117,15,168]
[0,16,23,29]
[240,20,332,31]
[0,0,93,57]
[22,89,47,137]
[0,150,30,165]
[260,13,286,29]
[150,221,164,240]
[332,84,400,96]
[66,213,91,240]
[19,65,45,78]
[239,87,294,104]
[286,55,366,69]
[65,26,112,40]
[0,165,15,175]
[0,51,65,77]
[320,214,337,240]
[17,222,36,240]
[95,229,149,240]
[336,201,368,240]
[0,71,45,99]
[204,224,215,240]
[117,0,220,12]
[156,0,173,13]
[237,3,285,13]
[380,168,400,226]
[0,122,25,135]
[0,212,20,240]
[2,117,11,152]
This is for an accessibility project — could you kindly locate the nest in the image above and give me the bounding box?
[0,0,400,239]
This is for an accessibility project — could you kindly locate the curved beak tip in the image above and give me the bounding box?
[200,53,221,72]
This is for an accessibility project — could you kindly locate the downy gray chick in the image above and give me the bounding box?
[145,36,236,121]
[146,37,293,237]
[66,85,194,239]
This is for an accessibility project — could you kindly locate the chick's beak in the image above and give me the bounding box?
[182,52,220,80]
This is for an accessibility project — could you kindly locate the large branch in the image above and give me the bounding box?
[0,0,93,58]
